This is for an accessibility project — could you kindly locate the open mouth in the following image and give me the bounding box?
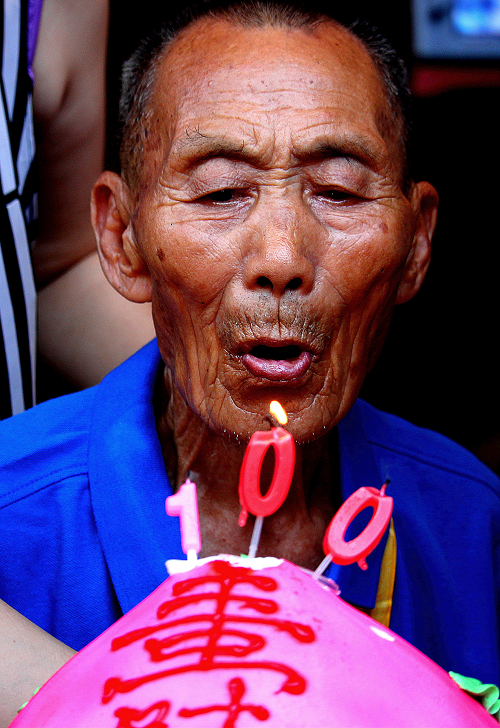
[242,343,313,381]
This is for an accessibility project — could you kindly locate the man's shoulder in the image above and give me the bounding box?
[354,399,500,491]
[0,387,95,507]
[0,340,161,508]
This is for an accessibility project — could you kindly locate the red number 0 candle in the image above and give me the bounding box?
[322,482,393,571]
[238,401,295,528]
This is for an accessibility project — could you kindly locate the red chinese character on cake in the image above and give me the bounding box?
[104,561,315,722]
[179,676,269,726]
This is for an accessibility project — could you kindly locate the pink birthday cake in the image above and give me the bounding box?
[11,556,496,727]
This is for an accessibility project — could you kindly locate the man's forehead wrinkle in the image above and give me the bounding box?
[166,121,388,176]
[167,104,393,178]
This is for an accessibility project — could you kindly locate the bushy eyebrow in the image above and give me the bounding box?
[294,140,376,168]
[173,131,261,169]
[190,144,257,166]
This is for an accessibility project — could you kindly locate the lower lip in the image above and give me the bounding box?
[242,350,313,381]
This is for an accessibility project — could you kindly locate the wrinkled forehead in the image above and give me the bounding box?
[136,17,403,188]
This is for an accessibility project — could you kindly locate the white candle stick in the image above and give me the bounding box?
[248,515,264,559]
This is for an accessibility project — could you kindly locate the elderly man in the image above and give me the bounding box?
[1,0,499,700]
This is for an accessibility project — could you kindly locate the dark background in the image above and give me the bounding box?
[60,1,500,469]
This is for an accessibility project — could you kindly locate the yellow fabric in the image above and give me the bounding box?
[369,519,397,628]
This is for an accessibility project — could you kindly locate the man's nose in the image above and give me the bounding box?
[242,207,316,297]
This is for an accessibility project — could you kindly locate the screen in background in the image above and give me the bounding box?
[452,0,500,35]
[413,0,500,56]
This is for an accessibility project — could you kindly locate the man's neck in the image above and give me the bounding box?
[156,367,341,571]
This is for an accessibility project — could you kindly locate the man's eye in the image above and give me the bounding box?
[321,189,355,202]
[202,189,237,202]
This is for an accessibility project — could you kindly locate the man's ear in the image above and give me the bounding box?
[396,181,439,305]
[91,171,153,303]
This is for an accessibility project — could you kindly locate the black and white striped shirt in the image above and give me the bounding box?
[0,0,40,418]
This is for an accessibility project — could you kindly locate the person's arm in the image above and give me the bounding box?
[0,600,75,728]
[38,251,155,386]
[33,0,154,389]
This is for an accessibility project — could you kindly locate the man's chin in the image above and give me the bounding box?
[197,392,346,445]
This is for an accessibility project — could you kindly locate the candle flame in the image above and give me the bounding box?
[269,400,287,425]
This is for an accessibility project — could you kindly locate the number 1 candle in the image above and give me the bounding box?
[238,401,295,557]
[166,477,201,564]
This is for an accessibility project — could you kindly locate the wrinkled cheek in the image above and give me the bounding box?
[335,278,400,385]
[327,250,407,314]
[151,221,239,302]
[325,208,412,281]
[149,274,186,363]
[151,280,225,412]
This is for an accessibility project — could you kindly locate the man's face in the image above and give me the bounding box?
[127,19,431,442]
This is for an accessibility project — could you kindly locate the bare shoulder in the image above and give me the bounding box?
[33,0,108,122]
[32,0,109,283]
